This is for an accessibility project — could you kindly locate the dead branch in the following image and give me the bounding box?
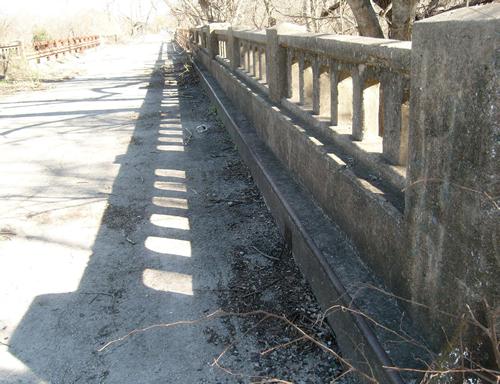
[403,177,499,210]
[98,300,500,383]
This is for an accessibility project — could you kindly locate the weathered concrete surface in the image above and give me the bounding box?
[196,48,410,302]
[0,35,354,384]
[278,34,411,74]
[407,4,500,347]
[0,36,236,383]
[194,50,428,384]
[187,6,500,375]
[190,6,500,364]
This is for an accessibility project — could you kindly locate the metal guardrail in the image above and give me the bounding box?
[29,36,100,62]
[0,35,100,65]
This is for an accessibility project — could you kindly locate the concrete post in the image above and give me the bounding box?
[207,25,219,59]
[406,4,499,347]
[298,55,305,106]
[381,73,407,165]
[241,43,246,71]
[329,61,338,126]
[15,41,26,64]
[245,43,251,72]
[312,59,320,115]
[227,27,238,70]
[202,26,208,49]
[351,66,364,140]
[261,47,267,82]
[266,28,287,104]
[257,49,263,80]
[251,47,256,77]
[188,30,194,50]
[286,50,293,99]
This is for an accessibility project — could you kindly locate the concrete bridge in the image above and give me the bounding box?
[0,4,498,384]
[177,4,499,382]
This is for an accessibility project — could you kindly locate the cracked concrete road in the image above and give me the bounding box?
[0,35,260,384]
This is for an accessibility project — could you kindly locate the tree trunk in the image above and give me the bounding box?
[198,0,214,22]
[346,0,384,38]
[390,0,418,40]
[302,0,312,32]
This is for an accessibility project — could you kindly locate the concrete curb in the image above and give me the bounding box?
[192,59,407,384]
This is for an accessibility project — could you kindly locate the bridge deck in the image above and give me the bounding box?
[0,37,341,383]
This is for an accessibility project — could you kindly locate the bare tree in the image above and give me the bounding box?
[167,0,493,40]
[345,0,384,37]
[0,13,13,42]
[389,0,418,40]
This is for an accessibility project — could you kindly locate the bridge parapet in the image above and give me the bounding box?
[178,5,499,378]
[278,33,411,167]
[185,24,411,175]
[0,42,23,59]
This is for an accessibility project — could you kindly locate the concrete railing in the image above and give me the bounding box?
[0,42,23,77]
[0,42,23,60]
[179,5,499,378]
[188,24,411,174]
[280,34,410,166]
[231,30,269,93]
[175,29,192,51]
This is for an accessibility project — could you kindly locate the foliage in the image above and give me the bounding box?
[165,0,495,40]
[32,28,51,42]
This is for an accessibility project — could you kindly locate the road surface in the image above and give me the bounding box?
[0,35,341,384]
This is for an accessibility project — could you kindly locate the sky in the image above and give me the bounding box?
[0,0,169,18]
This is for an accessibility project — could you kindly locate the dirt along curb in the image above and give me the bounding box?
[173,53,349,383]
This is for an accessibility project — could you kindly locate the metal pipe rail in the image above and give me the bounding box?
[28,36,100,62]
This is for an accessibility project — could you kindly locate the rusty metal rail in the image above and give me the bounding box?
[29,36,100,62]
[0,35,100,65]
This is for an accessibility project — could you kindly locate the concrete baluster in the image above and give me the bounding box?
[352,65,364,141]
[286,50,293,99]
[242,43,247,71]
[381,73,407,165]
[239,43,244,69]
[252,47,257,77]
[298,54,305,106]
[312,58,320,116]
[257,48,262,80]
[330,61,339,126]
[247,43,252,73]
[260,47,267,83]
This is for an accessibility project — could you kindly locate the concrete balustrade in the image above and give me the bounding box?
[177,6,499,375]
[0,42,22,61]
[206,27,271,94]
[279,35,411,165]
[0,42,23,77]
[193,25,414,156]
[178,25,414,202]
[182,23,412,202]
